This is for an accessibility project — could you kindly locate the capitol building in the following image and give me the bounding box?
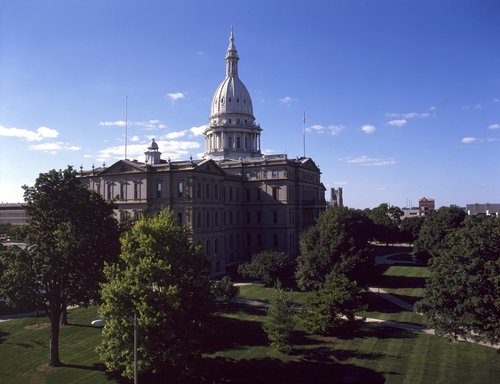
[80,32,326,275]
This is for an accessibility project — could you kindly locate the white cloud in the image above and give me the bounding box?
[190,124,208,136]
[196,51,205,56]
[99,121,126,127]
[388,119,407,127]
[166,92,186,101]
[0,125,60,141]
[462,137,499,144]
[488,123,500,130]
[305,124,344,135]
[163,130,187,139]
[279,96,295,105]
[361,124,376,134]
[343,155,396,167]
[129,135,141,142]
[386,112,430,119]
[29,142,81,153]
[98,140,200,161]
[334,181,349,186]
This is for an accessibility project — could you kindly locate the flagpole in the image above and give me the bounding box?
[125,96,128,160]
[303,112,306,158]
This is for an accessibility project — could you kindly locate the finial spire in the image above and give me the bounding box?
[226,26,239,76]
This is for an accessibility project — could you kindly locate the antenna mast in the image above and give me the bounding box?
[303,112,306,158]
[125,96,128,160]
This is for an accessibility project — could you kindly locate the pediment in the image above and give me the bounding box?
[300,158,321,172]
[97,160,146,176]
[194,159,226,176]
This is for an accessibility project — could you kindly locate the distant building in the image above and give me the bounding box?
[0,203,27,226]
[330,187,343,207]
[401,197,435,219]
[466,203,500,217]
[78,31,326,275]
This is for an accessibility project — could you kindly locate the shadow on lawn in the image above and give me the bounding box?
[378,274,426,290]
[197,356,385,384]
[0,331,10,345]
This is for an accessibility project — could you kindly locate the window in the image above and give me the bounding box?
[247,233,251,246]
[247,212,250,224]
[229,211,233,225]
[156,182,162,198]
[214,184,219,199]
[246,189,250,201]
[107,183,114,200]
[197,212,202,227]
[120,183,127,200]
[206,212,210,227]
[206,183,210,199]
[229,187,233,201]
[228,118,232,124]
[273,234,278,248]
[272,170,278,178]
[214,239,219,255]
[236,137,240,148]
[177,181,183,197]
[177,212,183,226]
[206,239,211,257]
[257,212,261,224]
[272,187,279,200]
[273,211,278,224]
[215,212,219,226]
[197,182,201,198]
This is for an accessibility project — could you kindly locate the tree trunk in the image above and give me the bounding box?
[60,299,68,326]
[49,300,62,367]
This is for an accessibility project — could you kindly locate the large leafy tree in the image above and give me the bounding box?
[399,216,425,245]
[412,206,466,265]
[0,166,120,366]
[368,203,404,245]
[416,215,500,345]
[98,210,213,381]
[238,250,291,287]
[295,206,372,290]
[301,272,364,335]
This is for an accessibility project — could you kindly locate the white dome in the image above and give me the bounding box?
[211,76,253,118]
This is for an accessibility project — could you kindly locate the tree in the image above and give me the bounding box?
[415,215,500,345]
[238,250,291,287]
[0,167,120,366]
[262,282,296,353]
[97,210,213,381]
[301,272,364,335]
[211,276,239,306]
[295,206,372,290]
[399,216,425,245]
[412,206,466,265]
[368,203,403,245]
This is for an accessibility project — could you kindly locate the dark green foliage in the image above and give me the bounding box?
[413,206,466,265]
[301,272,364,335]
[416,215,500,345]
[295,206,372,290]
[0,166,120,366]
[368,203,404,245]
[211,276,239,306]
[400,216,425,245]
[98,210,213,381]
[262,283,296,353]
[238,250,291,287]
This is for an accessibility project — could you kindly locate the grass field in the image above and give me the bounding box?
[1,261,498,383]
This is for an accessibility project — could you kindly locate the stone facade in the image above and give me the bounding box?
[79,31,325,275]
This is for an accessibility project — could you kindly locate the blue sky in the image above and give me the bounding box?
[1,0,499,209]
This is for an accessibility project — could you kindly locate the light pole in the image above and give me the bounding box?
[134,312,138,384]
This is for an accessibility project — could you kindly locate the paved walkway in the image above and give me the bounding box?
[366,286,414,311]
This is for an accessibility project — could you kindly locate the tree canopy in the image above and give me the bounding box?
[238,250,291,287]
[412,206,466,265]
[98,210,213,381]
[368,203,404,245]
[295,206,372,290]
[415,215,500,345]
[0,166,120,366]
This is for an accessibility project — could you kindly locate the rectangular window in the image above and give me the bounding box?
[229,187,233,201]
[120,183,126,200]
[156,182,162,198]
[257,211,261,224]
[272,170,278,178]
[177,181,183,197]
[107,184,114,200]
[272,187,278,200]
[177,212,183,226]
[134,183,140,200]
[273,234,278,248]
[273,211,278,224]
[246,189,250,201]
[214,184,219,199]
[247,212,250,224]
[197,182,201,198]
[206,183,210,199]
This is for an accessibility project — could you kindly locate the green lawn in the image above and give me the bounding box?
[375,265,430,304]
[237,284,311,305]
